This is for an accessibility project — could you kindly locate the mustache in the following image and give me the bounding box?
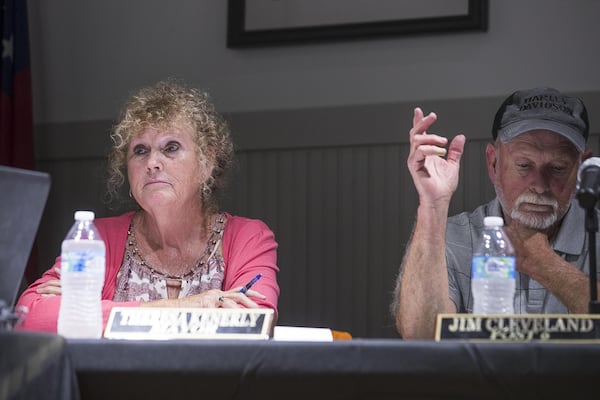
[513,193,558,210]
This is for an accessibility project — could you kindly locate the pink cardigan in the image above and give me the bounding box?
[16,211,279,333]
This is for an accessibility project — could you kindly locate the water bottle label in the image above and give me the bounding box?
[472,256,516,279]
[62,250,104,272]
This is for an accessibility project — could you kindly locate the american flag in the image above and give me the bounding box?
[1,0,37,283]
[1,0,33,169]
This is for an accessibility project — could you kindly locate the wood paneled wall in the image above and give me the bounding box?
[223,140,496,337]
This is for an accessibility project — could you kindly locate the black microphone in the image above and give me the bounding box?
[577,157,600,210]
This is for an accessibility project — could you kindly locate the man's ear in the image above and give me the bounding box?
[582,149,594,162]
[485,143,498,183]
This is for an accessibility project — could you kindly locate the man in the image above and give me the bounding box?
[392,87,600,339]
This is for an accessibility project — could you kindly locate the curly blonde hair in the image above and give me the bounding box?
[106,79,234,214]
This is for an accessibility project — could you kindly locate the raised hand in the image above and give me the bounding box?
[407,107,466,206]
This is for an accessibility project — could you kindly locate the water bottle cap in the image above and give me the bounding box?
[74,210,95,221]
[483,216,504,227]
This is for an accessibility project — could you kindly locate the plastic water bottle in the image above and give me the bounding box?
[471,216,516,314]
[57,210,106,338]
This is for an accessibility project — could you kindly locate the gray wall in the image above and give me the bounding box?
[27,0,600,338]
[28,0,600,121]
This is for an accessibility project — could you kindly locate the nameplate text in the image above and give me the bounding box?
[435,313,600,342]
[104,307,274,340]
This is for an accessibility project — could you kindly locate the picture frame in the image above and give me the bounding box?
[227,0,488,48]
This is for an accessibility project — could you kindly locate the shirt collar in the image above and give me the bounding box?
[553,200,586,256]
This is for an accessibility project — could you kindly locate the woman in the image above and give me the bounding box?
[16,80,280,332]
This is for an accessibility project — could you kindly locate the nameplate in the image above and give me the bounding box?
[435,313,600,342]
[104,307,274,340]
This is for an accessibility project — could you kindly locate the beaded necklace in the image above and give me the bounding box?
[126,213,225,281]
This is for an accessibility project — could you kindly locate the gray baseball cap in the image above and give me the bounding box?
[492,87,589,152]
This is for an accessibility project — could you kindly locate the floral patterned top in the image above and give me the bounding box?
[113,213,227,301]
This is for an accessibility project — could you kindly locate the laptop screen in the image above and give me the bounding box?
[0,166,51,308]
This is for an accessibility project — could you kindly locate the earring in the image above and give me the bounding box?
[129,189,132,198]
[202,183,210,197]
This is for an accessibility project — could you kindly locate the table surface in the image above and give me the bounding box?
[65,338,600,400]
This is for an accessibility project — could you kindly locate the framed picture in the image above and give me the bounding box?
[227,0,488,48]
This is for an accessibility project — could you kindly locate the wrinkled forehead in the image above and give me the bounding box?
[501,129,580,154]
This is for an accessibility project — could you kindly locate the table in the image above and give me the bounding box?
[0,331,79,400]
[66,338,600,400]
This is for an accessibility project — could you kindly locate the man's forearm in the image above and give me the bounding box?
[531,255,598,313]
[394,204,456,339]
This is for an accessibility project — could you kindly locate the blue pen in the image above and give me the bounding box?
[240,273,262,294]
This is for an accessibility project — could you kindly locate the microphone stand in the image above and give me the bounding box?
[584,208,600,313]
[577,161,600,314]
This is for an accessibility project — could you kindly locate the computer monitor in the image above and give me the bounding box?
[0,165,51,308]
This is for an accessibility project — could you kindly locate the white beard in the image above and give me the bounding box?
[496,187,570,230]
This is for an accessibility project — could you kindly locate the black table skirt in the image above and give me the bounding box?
[1,330,79,400]
[66,338,600,400]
